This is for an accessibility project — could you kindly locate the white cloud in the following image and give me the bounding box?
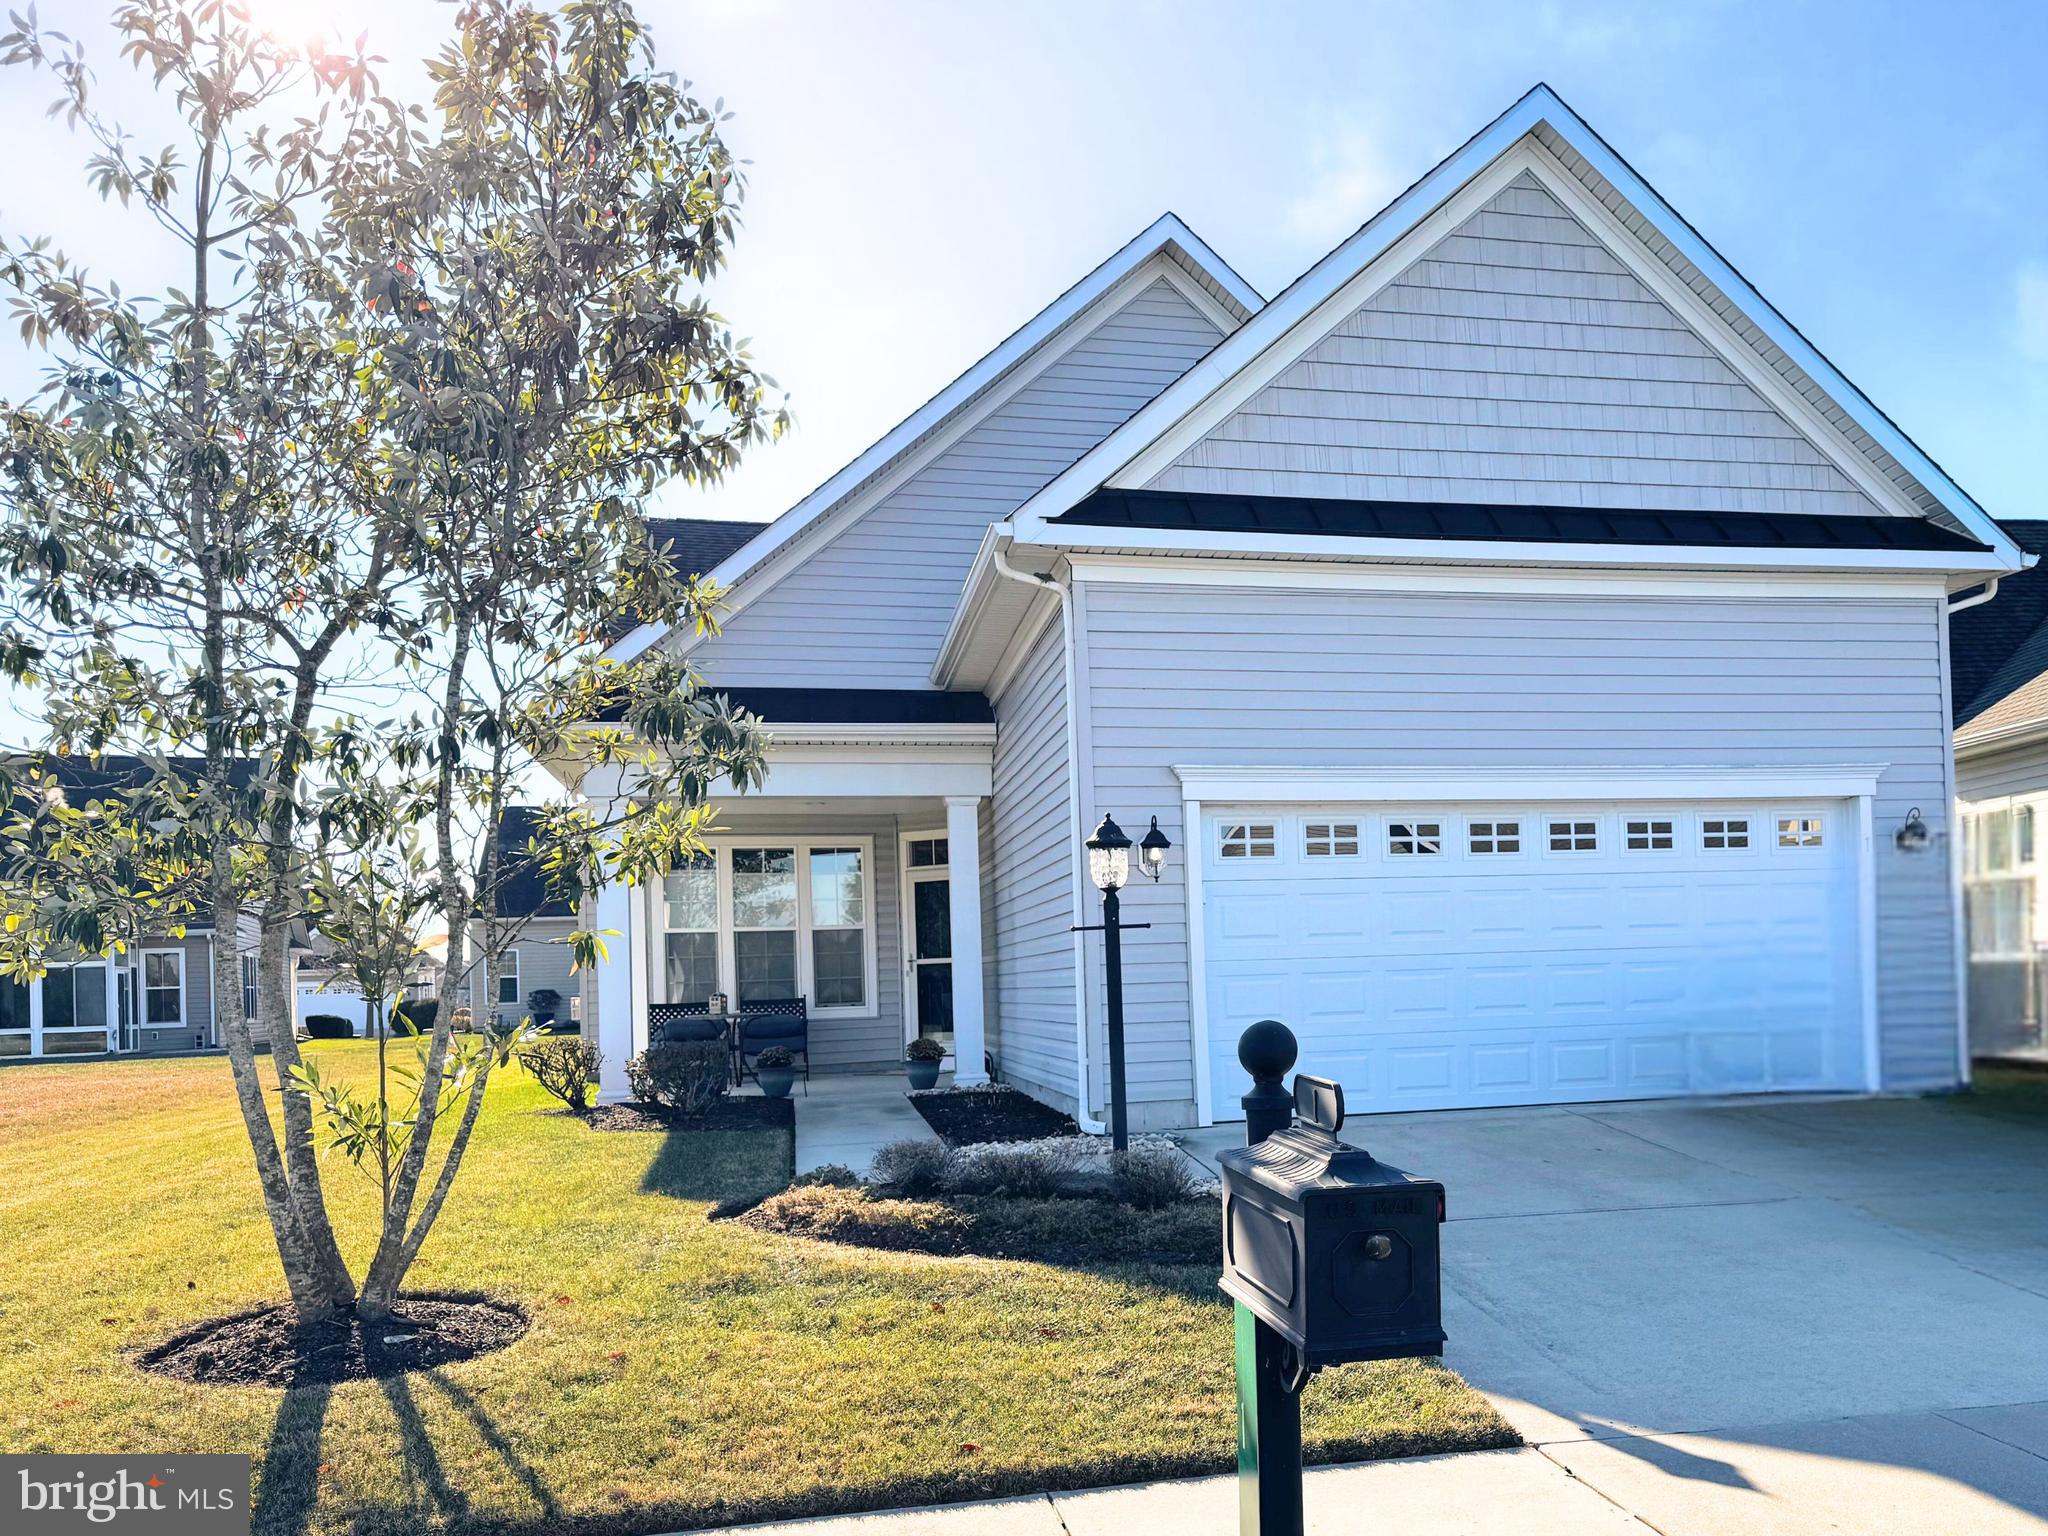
[1282,121,1405,256]
[2018,261,2048,362]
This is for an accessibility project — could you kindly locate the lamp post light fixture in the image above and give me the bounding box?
[1080,811,1172,1150]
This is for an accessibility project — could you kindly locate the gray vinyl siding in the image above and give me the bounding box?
[988,612,1078,1108]
[1957,742,2048,802]
[1078,581,1961,1108]
[138,933,214,1051]
[1148,173,1882,517]
[695,279,1223,688]
[473,918,583,1031]
[647,813,906,1071]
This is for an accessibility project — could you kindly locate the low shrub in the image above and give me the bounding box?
[870,1137,954,1196]
[947,1137,1083,1199]
[302,1014,353,1040]
[519,1037,603,1113]
[795,1162,862,1189]
[905,1036,947,1063]
[391,998,439,1034]
[739,1184,972,1253]
[626,1040,729,1115]
[1110,1143,1202,1209]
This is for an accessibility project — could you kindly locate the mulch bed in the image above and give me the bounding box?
[585,1096,795,1133]
[136,1292,528,1387]
[909,1086,1080,1145]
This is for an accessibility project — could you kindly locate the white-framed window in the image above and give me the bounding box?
[1469,819,1521,855]
[241,954,259,1020]
[1219,822,1277,859]
[1969,806,2035,875]
[1548,819,1597,853]
[906,837,949,869]
[1702,816,1750,851]
[1778,815,1824,848]
[497,948,521,1008]
[142,950,185,1027]
[1625,818,1675,852]
[43,961,110,1035]
[1968,881,2034,959]
[1388,820,1441,856]
[660,840,877,1015]
[662,853,719,1008]
[1304,821,1360,857]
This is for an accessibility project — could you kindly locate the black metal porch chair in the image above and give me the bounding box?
[647,1001,722,1044]
[736,997,809,1091]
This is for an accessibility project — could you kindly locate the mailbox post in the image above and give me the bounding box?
[1220,1021,1447,1536]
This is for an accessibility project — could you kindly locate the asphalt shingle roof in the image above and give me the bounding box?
[1951,522,2048,731]
[644,517,770,582]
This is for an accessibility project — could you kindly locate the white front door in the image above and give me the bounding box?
[902,835,954,1055]
[1203,800,1867,1121]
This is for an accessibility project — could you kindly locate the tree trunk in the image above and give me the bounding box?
[260,918,357,1310]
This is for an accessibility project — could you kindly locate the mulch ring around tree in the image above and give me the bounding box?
[909,1086,1080,1145]
[585,1096,795,1133]
[135,1292,529,1388]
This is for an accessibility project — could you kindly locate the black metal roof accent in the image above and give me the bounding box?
[712,687,993,725]
[1052,488,1990,554]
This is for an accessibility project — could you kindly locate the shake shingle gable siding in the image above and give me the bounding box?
[1055,487,1989,553]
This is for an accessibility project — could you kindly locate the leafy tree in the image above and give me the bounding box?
[1,0,782,1324]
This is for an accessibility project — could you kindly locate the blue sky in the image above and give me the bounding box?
[2,0,2044,543]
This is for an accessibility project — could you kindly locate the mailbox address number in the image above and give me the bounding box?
[1323,1194,1424,1218]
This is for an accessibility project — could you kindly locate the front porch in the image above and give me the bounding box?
[589,725,997,1102]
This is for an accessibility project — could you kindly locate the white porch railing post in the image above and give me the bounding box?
[945,795,989,1087]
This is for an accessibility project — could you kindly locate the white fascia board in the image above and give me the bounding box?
[1007,84,2021,567]
[765,724,996,749]
[1955,716,2048,759]
[1018,521,2009,580]
[1172,762,1887,805]
[607,215,1261,666]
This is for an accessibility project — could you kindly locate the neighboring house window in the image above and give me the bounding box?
[143,951,183,1025]
[907,838,949,869]
[663,855,719,1007]
[808,848,867,1009]
[1219,823,1276,858]
[1549,820,1597,853]
[1304,822,1360,857]
[43,962,109,1039]
[1388,822,1441,856]
[1625,819,1675,851]
[0,975,27,1048]
[732,848,800,1002]
[1968,882,2033,959]
[1702,817,1750,850]
[1469,820,1520,855]
[241,954,259,1020]
[1778,816,1824,848]
[497,949,520,1008]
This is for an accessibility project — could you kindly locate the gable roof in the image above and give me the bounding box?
[606,213,1263,662]
[1005,84,2023,570]
[490,806,574,920]
[1952,522,2048,739]
[647,517,770,582]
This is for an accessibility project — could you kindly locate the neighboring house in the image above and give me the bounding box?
[0,755,276,1059]
[561,84,2023,1129]
[458,806,587,1033]
[1948,523,2048,1057]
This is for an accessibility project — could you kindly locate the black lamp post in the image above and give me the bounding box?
[1080,812,1171,1151]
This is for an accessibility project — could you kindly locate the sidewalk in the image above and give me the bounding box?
[718,1401,2048,1535]
[789,1072,937,1176]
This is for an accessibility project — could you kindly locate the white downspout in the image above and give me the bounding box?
[990,536,1107,1133]
[1948,576,2000,615]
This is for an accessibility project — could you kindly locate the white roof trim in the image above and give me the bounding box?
[1172,762,1886,804]
[606,214,1261,663]
[1006,84,2021,567]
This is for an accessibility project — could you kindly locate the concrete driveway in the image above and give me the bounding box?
[1181,1090,2048,1533]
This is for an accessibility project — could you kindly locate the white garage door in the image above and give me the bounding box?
[1202,800,1868,1121]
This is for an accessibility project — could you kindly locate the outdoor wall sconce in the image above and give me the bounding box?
[1139,816,1172,882]
[1896,808,1933,853]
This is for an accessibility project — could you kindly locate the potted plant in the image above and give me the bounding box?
[905,1035,947,1091]
[755,1045,797,1100]
[528,987,563,1032]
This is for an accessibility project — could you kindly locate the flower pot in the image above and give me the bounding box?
[906,1058,942,1091]
[757,1066,795,1099]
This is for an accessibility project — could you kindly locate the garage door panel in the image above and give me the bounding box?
[1204,799,1866,1119]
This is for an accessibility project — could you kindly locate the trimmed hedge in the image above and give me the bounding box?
[303,1014,354,1039]
[391,999,439,1034]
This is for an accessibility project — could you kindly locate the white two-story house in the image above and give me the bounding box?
[563,85,2024,1130]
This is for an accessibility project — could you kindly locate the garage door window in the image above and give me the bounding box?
[1778,816,1824,848]
[1304,822,1360,857]
[1387,821,1441,856]
[1220,823,1276,859]
[1702,817,1750,850]
[1469,820,1520,854]
[1626,818,1675,851]
[1548,819,1597,853]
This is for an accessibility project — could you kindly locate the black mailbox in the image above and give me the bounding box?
[1218,1074,1445,1371]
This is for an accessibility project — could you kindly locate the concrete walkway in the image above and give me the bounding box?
[790,1073,938,1177]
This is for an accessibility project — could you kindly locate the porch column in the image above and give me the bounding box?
[945,795,989,1086]
[594,877,644,1103]
[103,957,118,1053]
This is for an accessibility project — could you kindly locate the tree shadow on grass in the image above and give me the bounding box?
[639,1124,795,1209]
[252,1376,332,1536]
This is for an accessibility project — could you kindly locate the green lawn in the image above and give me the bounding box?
[0,1043,1514,1535]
